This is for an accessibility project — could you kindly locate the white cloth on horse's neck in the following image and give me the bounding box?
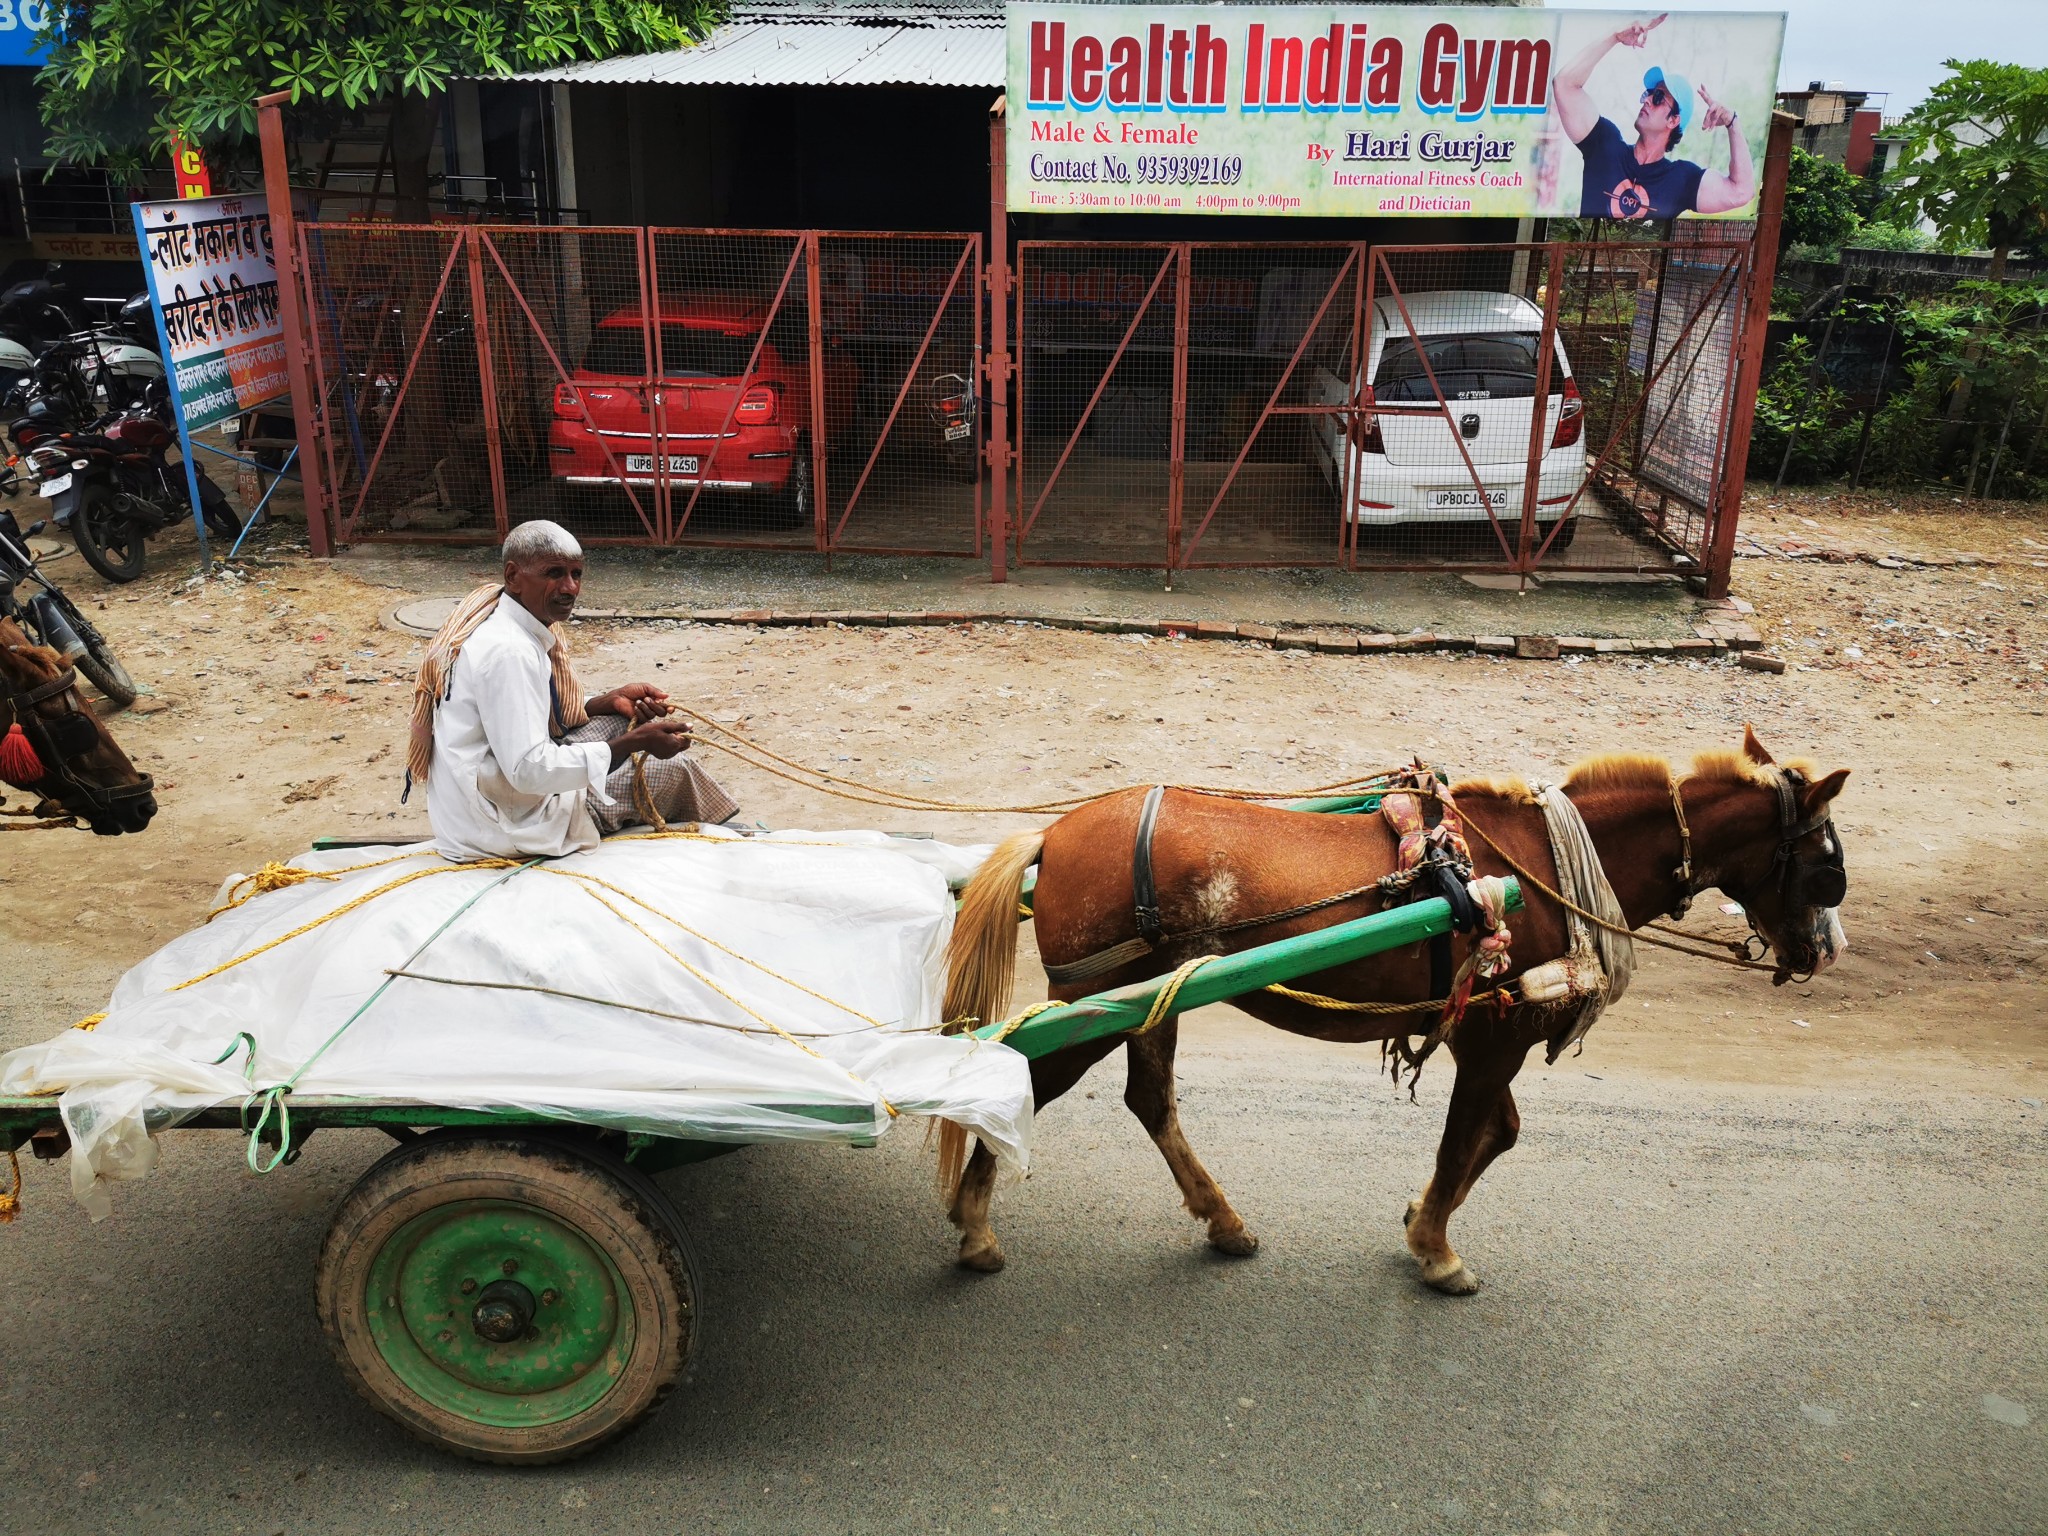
[1528,778,1633,1054]
[426,597,615,862]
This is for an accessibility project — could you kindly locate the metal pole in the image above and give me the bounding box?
[806,231,829,555]
[1703,112,1795,600]
[986,98,1011,583]
[1516,244,1563,575]
[257,90,333,556]
[463,229,511,537]
[1773,295,1841,493]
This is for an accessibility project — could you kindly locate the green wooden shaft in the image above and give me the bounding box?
[980,878,1522,1061]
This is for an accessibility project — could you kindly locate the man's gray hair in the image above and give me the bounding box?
[503,520,583,569]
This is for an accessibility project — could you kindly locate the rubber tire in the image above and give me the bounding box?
[316,1131,701,1465]
[71,482,147,584]
[1542,516,1578,552]
[771,442,813,529]
[63,596,138,707]
[194,466,244,540]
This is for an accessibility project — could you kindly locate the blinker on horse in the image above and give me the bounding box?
[0,617,156,835]
[938,726,1848,1295]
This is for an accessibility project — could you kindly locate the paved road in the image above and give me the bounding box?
[2,1015,2041,1536]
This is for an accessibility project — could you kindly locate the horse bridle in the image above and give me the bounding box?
[1,655,155,821]
[1668,766,1845,959]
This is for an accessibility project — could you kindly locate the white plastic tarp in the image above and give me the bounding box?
[1,830,1032,1218]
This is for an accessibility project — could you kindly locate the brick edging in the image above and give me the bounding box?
[573,607,1767,659]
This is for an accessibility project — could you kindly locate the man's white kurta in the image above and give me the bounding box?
[426,598,613,861]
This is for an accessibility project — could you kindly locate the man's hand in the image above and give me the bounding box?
[1614,13,1666,48]
[1696,83,1735,133]
[589,682,671,723]
[610,717,692,767]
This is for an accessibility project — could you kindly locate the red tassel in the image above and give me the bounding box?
[0,723,44,788]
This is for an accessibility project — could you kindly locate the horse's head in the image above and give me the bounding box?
[0,618,157,835]
[1694,726,1849,986]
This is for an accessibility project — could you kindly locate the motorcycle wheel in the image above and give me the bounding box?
[194,466,245,539]
[48,590,137,706]
[72,481,148,584]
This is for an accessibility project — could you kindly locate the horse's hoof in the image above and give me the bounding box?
[1208,1225,1260,1257]
[957,1240,1006,1274]
[1419,1258,1480,1296]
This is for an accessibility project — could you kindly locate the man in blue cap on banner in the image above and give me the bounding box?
[1554,13,1756,220]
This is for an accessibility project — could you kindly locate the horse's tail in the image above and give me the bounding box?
[935,828,1045,1202]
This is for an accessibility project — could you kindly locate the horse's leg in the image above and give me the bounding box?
[952,1036,1121,1273]
[1403,1039,1531,1296]
[1122,1017,1258,1256]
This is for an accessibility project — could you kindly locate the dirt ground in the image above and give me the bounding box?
[5,487,2047,1099]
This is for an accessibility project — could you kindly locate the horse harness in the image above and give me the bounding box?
[0,656,154,822]
[1044,774,1498,999]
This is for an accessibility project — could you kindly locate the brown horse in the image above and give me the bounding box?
[0,617,156,835]
[939,727,1847,1294]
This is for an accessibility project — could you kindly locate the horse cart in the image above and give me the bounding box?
[0,867,1519,1465]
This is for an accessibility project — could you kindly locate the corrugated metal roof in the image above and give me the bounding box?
[515,18,1003,88]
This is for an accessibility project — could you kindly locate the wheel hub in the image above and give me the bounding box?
[471,1278,536,1343]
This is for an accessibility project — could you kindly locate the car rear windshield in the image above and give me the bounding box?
[582,324,767,380]
[1373,331,1544,402]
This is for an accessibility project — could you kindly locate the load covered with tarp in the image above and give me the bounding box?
[1,830,1032,1218]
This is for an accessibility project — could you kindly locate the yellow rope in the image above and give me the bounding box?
[206,852,421,920]
[1137,955,1219,1033]
[988,1000,1063,1044]
[539,868,891,1030]
[0,1147,18,1224]
[170,861,522,991]
[73,1013,104,1031]
[672,706,1404,817]
[565,881,900,1116]
[1261,981,1516,1015]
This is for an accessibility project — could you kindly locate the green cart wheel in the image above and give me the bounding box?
[316,1131,700,1464]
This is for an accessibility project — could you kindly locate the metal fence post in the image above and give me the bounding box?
[1166,243,1190,572]
[256,91,332,555]
[806,231,829,554]
[1705,111,1796,599]
[986,100,1011,582]
[1515,243,1564,576]
[462,228,511,537]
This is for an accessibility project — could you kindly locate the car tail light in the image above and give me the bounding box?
[735,384,778,424]
[1348,385,1385,455]
[553,383,581,419]
[1551,377,1584,449]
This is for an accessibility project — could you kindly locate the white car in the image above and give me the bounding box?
[1308,290,1585,544]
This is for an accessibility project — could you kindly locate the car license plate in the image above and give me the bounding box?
[39,473,72,497]
[944,422,971,441]
[1426,487,1508,511]
[625,454,699,475]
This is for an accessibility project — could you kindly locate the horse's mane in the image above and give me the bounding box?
[1454,747,1809,805]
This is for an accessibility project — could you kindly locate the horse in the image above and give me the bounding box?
[938,727,1848,1294]
[0,616,156,835]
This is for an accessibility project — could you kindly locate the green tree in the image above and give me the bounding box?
[1884,59,2048,279]
[34,0,722,216]
[1779,146,1864,258]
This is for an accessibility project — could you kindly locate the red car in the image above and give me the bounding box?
[549,298,857,521]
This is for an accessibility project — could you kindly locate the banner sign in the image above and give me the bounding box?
[1007,5,1785,220]
[171,134,214,199]
[0,0,51,68]
[132,195,289,432]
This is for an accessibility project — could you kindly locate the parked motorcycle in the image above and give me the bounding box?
[0,506,137,705]
[0,277,166,414]
[926,371,980,482]
[8,387,240,584]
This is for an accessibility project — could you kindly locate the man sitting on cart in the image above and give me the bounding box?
[406,519,742,861]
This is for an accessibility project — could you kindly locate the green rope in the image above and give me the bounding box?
[227,858,543,1173]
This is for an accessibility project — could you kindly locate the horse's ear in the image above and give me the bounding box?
[1742,724,1774,765]
[1801,768,1849,813]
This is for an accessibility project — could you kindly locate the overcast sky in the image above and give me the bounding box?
[1569,0,2048,111]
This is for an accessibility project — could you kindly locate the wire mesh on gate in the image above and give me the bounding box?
[1015,242,1180,567]
[300,224,483,542]
[815,233,983,557]
[1176,244,1360,568]
[1352,241,1747,576]
[478,226,660,544]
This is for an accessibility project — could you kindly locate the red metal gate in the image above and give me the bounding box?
[298,224,987,556]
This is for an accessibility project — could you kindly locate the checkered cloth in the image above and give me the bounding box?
[562,714,741,832]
